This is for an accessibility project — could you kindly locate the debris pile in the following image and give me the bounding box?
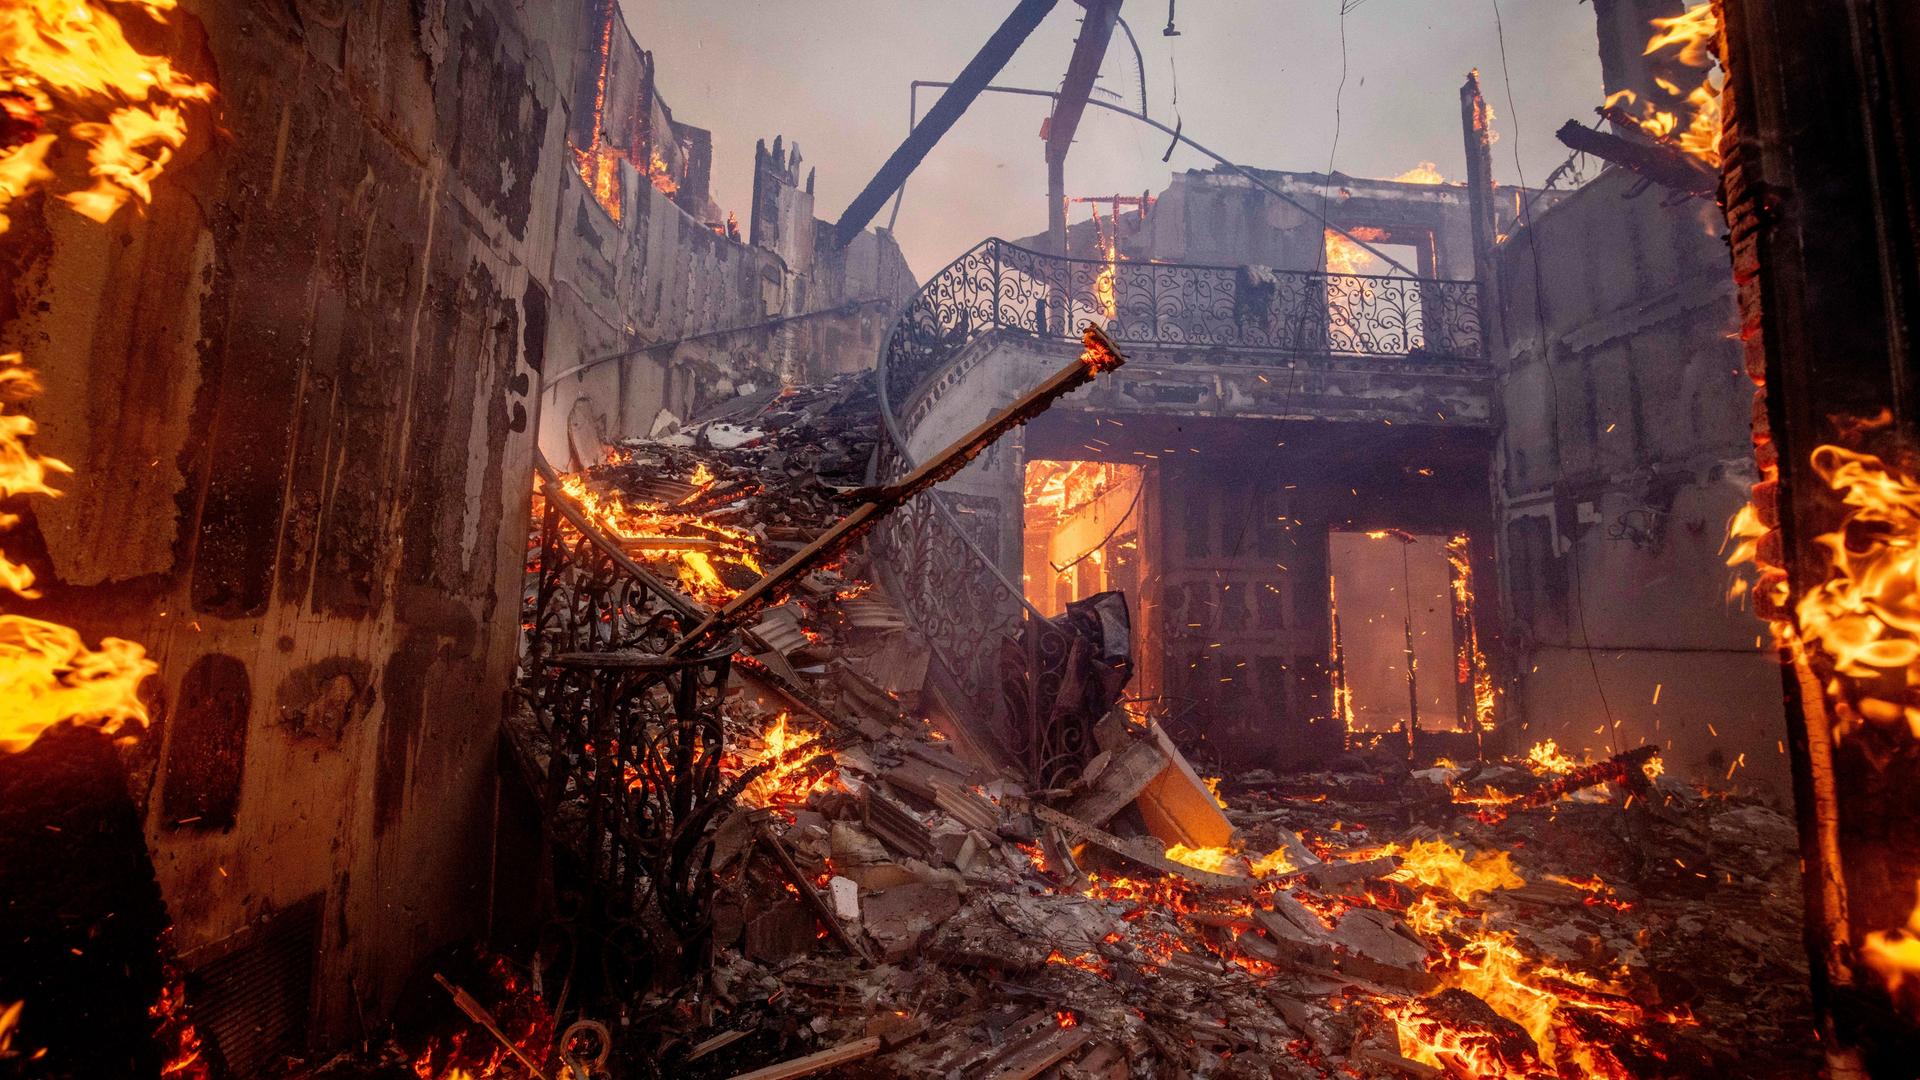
[301,374,1816,1080]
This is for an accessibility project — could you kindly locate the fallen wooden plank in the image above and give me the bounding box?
[1135,721,1235,849]
[1066,737,1169,828]
[724,1035,884,1080]
[685,1029,749,1063]
[1302,854,1400,889]
[1009,797,1253,893]
[757,827,875,963]
[976,1025,1094,1080]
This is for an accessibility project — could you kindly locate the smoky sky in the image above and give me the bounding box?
[623,1,1607,279]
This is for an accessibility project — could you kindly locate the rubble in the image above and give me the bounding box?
[316,373,1820,1079]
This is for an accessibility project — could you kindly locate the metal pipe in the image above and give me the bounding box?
[905,80,1422,278]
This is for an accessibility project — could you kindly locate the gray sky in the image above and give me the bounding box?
[623,0,1606,278]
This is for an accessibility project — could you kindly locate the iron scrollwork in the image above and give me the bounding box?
[872,238,1485,751]
[520,490,744,981]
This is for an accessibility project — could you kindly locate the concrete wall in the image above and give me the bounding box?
[0,0,912,1051]
[538,149,915,465]
[1489,167,1787,794]
[1054,166,1565,280]
[0,0,575,1043]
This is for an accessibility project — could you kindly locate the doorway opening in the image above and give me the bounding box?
[1021,459,1146,617]
[1328,528,1473,754]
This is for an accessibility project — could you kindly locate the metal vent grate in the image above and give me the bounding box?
[185,895,321,1078]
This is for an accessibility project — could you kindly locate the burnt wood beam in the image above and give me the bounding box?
[1044,0,1124,253]
[1719,0,1920,1072]
[670,326,1128,653]
[1554,116,1718,197]
[831,0,1060,249]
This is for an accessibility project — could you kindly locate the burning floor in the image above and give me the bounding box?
[268,372,1817,1080]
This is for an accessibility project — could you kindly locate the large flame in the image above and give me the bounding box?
[0,0,215,228]
[549,470,764,606]
[1604,2,1722,169]
[733,711,836,811]
[1729,445,1920,740]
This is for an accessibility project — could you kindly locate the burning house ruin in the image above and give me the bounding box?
[3,0,1920,1077]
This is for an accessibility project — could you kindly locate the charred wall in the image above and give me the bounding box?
[1488,168,1785,793]
[0,0,573,1049]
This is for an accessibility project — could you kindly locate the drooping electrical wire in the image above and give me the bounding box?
[1489,0,1624,756]
[1314,0,1352,273]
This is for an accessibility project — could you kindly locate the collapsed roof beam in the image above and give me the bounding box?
[1045,0,1124,252]
[831,0,1061,249]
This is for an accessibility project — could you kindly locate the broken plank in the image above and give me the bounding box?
[1065,737,1169,828]
[757,827,875,963]
[724,1035,884,1080]
[1009,797,1253,893]
[1135,721,1235,849]
[976,1025,1094,1080]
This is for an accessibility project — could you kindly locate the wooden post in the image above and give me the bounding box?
[1719,0,1920,1071]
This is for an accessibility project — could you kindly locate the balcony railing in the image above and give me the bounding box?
[873,239,1485,737]
[881,237,1484,408]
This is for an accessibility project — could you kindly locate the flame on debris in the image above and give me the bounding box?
[551,470,764,605]
[735,712,836,810]
[1386,838,1524,901]
[408,955,554,1080]
[1525,738,1579,775]
[1604,2,1722,169]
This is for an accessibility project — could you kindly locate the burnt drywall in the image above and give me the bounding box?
[1488,167,1786,794]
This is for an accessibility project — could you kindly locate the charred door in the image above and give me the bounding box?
[1150,461,1333,766]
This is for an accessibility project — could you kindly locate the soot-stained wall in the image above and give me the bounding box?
[0,0,570,1044]
[1489,168,1787,795]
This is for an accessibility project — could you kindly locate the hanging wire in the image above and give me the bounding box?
[1488,0,1624,756]
[1314,0,1354,273]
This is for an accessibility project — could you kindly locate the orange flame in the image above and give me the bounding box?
[1390,161,1446,185]
[550,470,764,606]
[735,711,835,810]
[0,0,215,228]
[1862,881,1920,1012]
[1605,2,1722,169]
[0,0,202,754]
[1525,738,1579,775]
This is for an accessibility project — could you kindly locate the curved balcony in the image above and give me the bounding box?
[873,237,1486,743]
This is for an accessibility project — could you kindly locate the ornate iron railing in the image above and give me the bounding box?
[873,238,1485,740]
[520,481,747,983]
[881,237,1484,408]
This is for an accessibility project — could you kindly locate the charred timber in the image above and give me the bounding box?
[1555,117,1718,198]
[669,325,1128,654]
[1473,745,1660,825]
